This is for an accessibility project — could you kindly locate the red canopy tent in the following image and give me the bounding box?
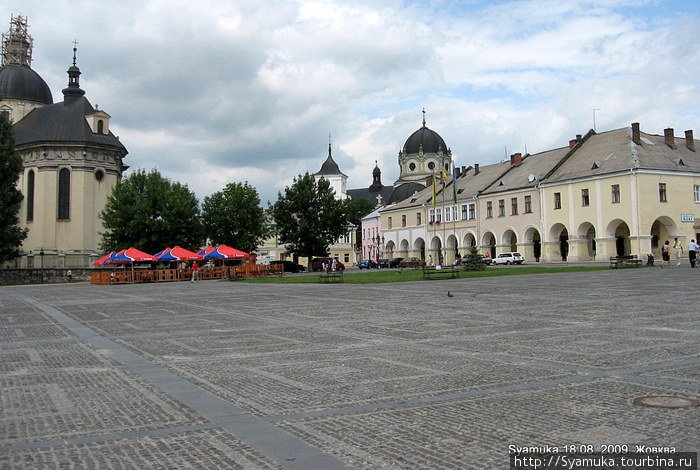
[157,246,203,261]
[110,247,158,264]
[93,251,117,266]
[215,244,249,258]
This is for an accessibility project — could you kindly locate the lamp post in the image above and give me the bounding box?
[372,234,384,262]
[39,248,45,284]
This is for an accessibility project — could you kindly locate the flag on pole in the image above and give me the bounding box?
[440,155,447,185]
[431,172,437,208]
[452,166,458,204]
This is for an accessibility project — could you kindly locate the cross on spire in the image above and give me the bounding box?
[422,108,426,127]
[72,39,78,65]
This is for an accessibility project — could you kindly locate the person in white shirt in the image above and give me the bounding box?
[688,239,699,268]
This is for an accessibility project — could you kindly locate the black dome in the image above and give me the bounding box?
[403,126,447,154]
[0,65,53,105]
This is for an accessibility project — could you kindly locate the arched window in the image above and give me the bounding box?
[27,170,35,221]
[58,168,70,220]
[97,120,104,133]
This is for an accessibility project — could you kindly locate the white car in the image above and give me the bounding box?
[491,252,524,265]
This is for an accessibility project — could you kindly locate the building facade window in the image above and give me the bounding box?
[486,201,493,218]
[402,214,407,227]
[26,170,35,222]
[611,184,620,203]
[97,120,104,134]
[436,207,442,222]
[554,192,562,210]
[524,195,532,213]
[581,188,590,206]
[58,168,71,220]
[416,212,421,225]
[498,199,505,217]
[659,183,667,202]
[511,198,518,215]
[468,203,475,220]
[695,185,700,203]
[429,208,435,222]
[344,253,350,263]
[461,204,468,220]
[388,217,392,229]
[445,206,452,222]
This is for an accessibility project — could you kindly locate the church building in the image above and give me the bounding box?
[1,15,128,268]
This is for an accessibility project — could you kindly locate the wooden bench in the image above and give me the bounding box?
[422,267,459,279]
[610,255,643,268]
[318,271,343,283]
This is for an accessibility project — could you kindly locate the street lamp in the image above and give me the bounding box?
[39,248,44,269]
[372,234,384,262]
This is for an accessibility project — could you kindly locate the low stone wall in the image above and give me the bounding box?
[0,268,96,285]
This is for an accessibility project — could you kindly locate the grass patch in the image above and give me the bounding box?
[241,265,609,284]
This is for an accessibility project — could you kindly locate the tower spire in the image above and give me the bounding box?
[422,108,426,127]
[62,42,85,103]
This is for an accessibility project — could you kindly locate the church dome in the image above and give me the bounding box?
[0,65,53,105]
[403,125,447,154]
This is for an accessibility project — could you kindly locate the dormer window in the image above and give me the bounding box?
[85,110,111,134]
[592,161,602,169]
[673,158,685,166]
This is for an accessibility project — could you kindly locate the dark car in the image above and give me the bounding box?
[399,257,424,268]
[377,259,390,268]
[387,257,404,268]
[271,260,306,273]
[358,259,378,269]
[311,257,345,272]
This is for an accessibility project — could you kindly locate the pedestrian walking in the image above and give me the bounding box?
[191,262,200,282]
[427,255,434,267]
[688,239,699,268]
[66,270,72,282]
[661,240,671,267]
[673,237,683,266]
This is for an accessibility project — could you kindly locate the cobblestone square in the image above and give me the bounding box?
[1,267,698,469]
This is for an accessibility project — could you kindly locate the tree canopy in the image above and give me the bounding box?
[99,169,204,254]
[270,173,349,262]
[201,182,269,253]
[0,111,28,263]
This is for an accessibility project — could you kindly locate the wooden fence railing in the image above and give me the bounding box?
[91,265,283,285]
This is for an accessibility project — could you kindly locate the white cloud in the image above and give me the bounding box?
[4,0,700,204]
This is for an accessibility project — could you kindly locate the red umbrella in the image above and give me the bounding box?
[93,251,117,266]
[213,244,249,258]
[166,246,203,261]
[111,247,157,263]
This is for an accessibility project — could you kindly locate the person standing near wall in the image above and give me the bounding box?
[661,241,671,267]
[191,262,200,282]
[688,239,699,268]
[673,238,683,266]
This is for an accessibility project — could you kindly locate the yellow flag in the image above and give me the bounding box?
[440,165,447,184]
[431,173,437,208]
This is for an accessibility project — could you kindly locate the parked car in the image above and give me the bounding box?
[490,252,524,265]
[270,260,306,273]
[311,257,345,271]
[358,259,378,269]
[400,257,425,268]
[377,259,390,268]
[460,254,493,266]
[387,257,404,268]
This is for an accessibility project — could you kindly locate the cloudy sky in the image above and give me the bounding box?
[5,0,700,204]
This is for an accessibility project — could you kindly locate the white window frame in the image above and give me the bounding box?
[468,203,475,220]
[694,185,699,203]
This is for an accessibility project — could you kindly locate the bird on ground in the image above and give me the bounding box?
[447,291,454,297]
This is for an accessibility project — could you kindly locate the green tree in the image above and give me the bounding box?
[270,173,348,266]
[99,169,203,254]
[0,111,28,264]
[202,182,269,252]
[462,245,485,271]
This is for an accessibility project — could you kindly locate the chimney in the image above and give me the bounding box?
[685,130,695,152]
[474,163,480,175]
[510,154,515,164]
[455,167,461,178]
[512,152,522,166]
[664,128,675,149]
[631,122,641,145]
[461,165,466,175]
[569,139,577,149]
[576,134,582,142]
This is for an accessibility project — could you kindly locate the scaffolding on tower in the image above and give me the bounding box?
[2,15,33,67]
